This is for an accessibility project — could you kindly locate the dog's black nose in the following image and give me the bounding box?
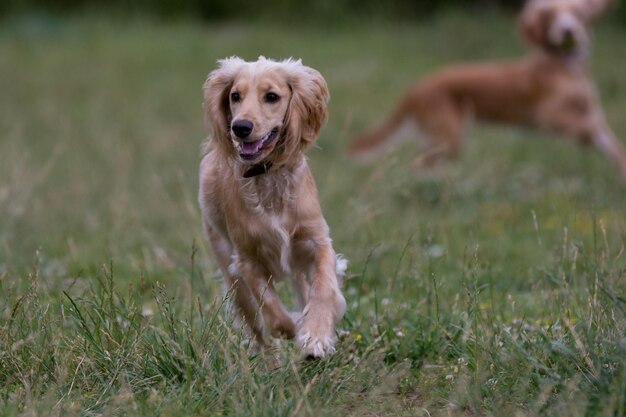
[232,120,253,139]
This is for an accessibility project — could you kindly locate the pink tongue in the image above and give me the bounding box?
[242,140,262,154]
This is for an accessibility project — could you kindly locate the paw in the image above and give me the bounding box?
[296,308,339,358]
[296,330,336,358]
[296,282,346,358]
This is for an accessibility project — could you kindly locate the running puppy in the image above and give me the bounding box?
[349,0,626,180]
[199,57,346,358]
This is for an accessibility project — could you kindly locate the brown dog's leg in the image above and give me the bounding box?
[292,272,310,311]
[205,224,265,344]
[285,273,310,328]
[593,125,626,181]
[240,267,297,340]
[411,95,466,169]
[297,246,346,358]
[539,96,626,181]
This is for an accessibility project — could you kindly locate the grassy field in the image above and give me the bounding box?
[1,11,626,416]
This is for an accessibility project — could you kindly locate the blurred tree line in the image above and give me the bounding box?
[1,0,624,23]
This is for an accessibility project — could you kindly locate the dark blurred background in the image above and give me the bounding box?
[2,0,515,22]
[0,0,597,23]
[4,0,625,26]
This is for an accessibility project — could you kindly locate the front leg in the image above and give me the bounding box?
[297,244,347,358]
[204,223,265,346]
[538,90,626,181]
[239,261,297,340]
[592,125,626,182]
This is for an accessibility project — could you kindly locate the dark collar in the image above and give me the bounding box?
[243,161,273,178]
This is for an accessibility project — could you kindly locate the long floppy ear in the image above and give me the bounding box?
[582,0,617,21]
[283,60,330,150]
[202,57,246,154]
[518,0,551,48]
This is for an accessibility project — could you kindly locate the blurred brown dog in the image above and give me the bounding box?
[349,0,626,180]
[199,57,346,358]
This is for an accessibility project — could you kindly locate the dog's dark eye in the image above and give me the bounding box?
[265,92,280,103]
[230,92,240,103]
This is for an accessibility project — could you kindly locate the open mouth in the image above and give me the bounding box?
[238,128,279,160]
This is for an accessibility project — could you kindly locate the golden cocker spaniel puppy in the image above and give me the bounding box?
[199,57,346,358]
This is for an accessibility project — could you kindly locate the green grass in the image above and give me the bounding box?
[1,12,626,416]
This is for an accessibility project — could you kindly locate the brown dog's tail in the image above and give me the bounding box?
[347,94,414,161]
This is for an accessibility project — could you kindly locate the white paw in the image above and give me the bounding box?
[296,305,341,358]
[296,331,336,358]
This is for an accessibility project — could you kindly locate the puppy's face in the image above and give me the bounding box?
[227,68,291,163]
[519,0,611,56]
[204,57,329,167]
